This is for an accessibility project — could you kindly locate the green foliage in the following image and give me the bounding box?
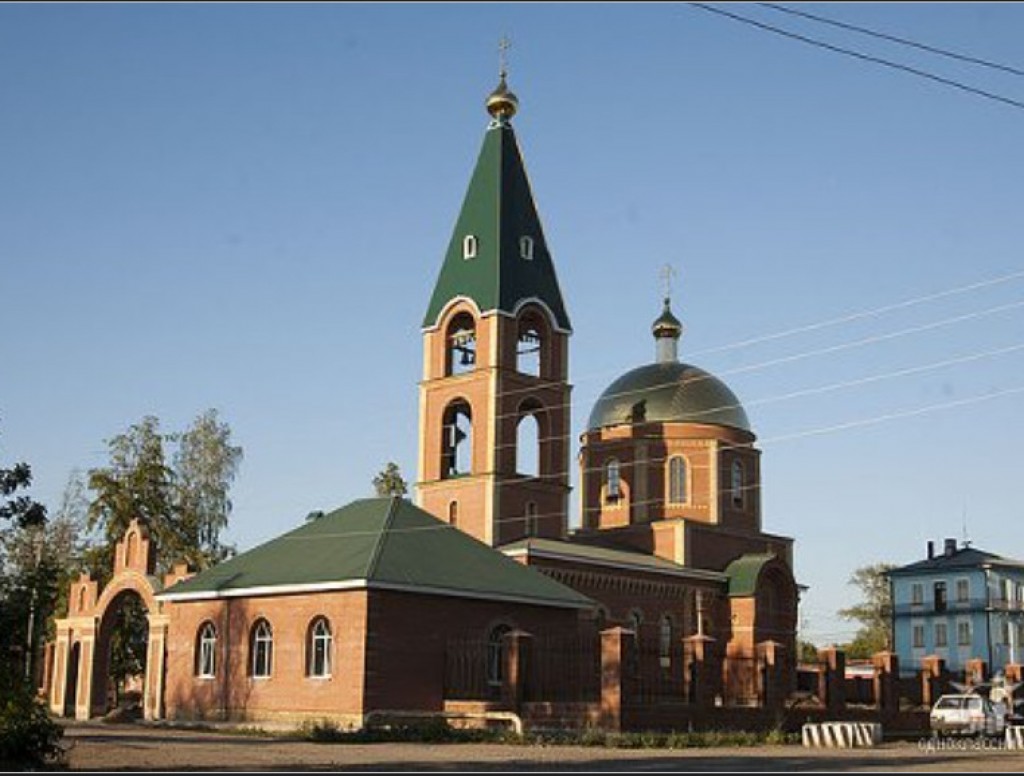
[171,409,243,570]
[839,562,896,656]
[86,410,243,578]
[0,684,65,769]
[798,639,820,663]
[107,595,148,703]
[373,462,408,498]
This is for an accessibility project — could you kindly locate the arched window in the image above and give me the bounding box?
[463,234,478,260]
[516,313,544,377]
[731,460,745,508]
[519,235,534,261]
[307,617,332,678]
[629,610,643,645]
[595,607,609,633]
[441,400,473,478]
[487,624,513,687]
[196,622,217,678]
[250,619,273,678]
[448,500,458,527]
[516,409,541,477]
[605,459,621,503]
[668,456,688,505]
[525,502,538,537]
[446,312,476,376]
[659,615,673,668]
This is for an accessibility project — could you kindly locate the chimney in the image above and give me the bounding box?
[944,538,957,556]
[927,541,935,560]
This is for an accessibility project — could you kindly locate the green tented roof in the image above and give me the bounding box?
[724,553,776,597]
[157,497,593,609]
[422,120,571,332]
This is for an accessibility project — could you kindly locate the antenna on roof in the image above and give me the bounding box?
[962,501,972,548]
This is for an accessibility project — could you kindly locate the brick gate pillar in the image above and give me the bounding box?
[501,629,533,712]
[144,614,170,721]
[684,633,720,709]
[872,651,899,716]
[757,640,785,712]
[816,646,846,716]
[600,627,637,732]
[920,655,947,708]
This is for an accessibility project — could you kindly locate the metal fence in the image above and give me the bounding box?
[527,634,601,703]
[443,637,499,701]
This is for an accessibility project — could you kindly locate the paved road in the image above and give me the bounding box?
[62,722,1024,772]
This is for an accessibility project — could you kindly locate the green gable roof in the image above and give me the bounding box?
[724,553,776,598]
[423,120,571,332]
[158,497,593,610]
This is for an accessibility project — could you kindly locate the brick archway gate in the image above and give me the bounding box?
[49,520,182,721]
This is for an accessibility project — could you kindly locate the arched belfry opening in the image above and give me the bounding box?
[515,398,546,477]
[516,310,546,377]
[446,312,477,376]
[441,399,473,478]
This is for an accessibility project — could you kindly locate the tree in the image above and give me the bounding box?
[373,462,408,498]
[0,424,65,769]
[838,562,896,658]
[172,409,243,570]
[85,416,176,583]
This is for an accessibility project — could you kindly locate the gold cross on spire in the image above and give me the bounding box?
[659,263,677,300]
[498,35,511,78]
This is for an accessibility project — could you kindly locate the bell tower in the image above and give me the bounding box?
[416,65,572,547]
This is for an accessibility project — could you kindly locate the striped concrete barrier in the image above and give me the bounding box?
[1005,726,1024,750]
[802,721,883,748]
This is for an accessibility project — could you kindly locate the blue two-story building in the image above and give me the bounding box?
[888,538,1024,676]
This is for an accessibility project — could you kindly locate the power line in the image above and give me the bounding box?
[687,2,1024,112]
[757,3,1024,78]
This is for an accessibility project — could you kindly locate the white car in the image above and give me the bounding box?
[930,693,1007,737]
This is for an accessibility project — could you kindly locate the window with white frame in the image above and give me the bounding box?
[463,235,478,260]
[911,583,924,606]
[956,578,970,603]
[730,460,744,508]
[668,456,687,505]
[935,622,948,648]
[251,619,273,678]
[1002,620,1011,645]
[307,617,332,678]
[957,621,972,647]
[912,624,925,649]
[487,624,512,686]
[659,615,672,668]
[196,622,217,678]
[605,459,621,503]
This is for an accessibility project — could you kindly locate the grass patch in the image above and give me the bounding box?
[294,718,799,748]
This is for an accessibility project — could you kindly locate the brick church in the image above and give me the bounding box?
[47,70,799,730]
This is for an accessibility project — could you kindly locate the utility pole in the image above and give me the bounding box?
[24,528,44,685]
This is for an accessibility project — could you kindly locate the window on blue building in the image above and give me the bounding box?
[912,624,925,649]
[957,621,971,646]
[935,623,948,648]
[956,579,969,603]
[934,581,947,613]
[911,583,923,606]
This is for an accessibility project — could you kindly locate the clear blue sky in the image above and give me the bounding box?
[3,3,1023,646]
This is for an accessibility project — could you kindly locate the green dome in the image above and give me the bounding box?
[587,361,752,433]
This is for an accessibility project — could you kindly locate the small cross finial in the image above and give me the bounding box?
[499,35,511,78]
[659,263,677,300]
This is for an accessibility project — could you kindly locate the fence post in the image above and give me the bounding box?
[965,658,988,688]
[757,640,785,712]
[600,627,636,732]
[502,630,533,712]
[920,655,946,708]
[817,647,846,716]
[684,633,720,709]
[871,651,899,717]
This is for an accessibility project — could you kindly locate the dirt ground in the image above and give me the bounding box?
[60,721,1024,772]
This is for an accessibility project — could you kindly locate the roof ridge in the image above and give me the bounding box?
[364,497,401,579]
